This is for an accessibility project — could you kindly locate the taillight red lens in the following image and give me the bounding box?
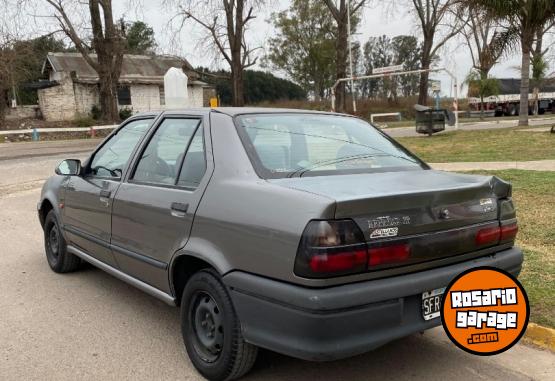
[368,244,410,266]
[501,223,518,242]
[475,226,501,246]
[295,220,367,278]
[309,249,367,273]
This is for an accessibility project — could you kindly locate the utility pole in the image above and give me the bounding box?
[347,0,357,113]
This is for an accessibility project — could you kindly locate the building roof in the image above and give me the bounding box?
[43,52,208,86]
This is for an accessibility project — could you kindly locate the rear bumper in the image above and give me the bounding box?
[223,247,523,361]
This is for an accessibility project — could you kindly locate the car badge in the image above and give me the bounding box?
[370,227,399,239]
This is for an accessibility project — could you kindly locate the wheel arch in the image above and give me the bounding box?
[169,242,233,306]
[38,198,56,228]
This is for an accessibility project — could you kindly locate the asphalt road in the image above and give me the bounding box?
[1,141,554,380]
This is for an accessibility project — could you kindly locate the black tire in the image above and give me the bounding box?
[43,210,80,273]
[181,269,258,381]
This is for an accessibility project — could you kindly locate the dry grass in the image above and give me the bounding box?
[466,170,555,328]
[397,128,555,162]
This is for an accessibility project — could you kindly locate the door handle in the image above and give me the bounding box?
[100,190,111,198]
[171,202,189,217]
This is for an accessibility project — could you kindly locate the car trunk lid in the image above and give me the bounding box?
[271,170,512,271]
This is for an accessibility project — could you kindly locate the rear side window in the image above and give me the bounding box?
[132,118,203,186]
[236,114,423,178]
[177,126,206,188]
[89,118,152,178]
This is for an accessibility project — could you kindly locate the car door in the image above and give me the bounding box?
[62,118,154,267]
[110,115,211,292]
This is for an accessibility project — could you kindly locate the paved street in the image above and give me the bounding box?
[0,141,554,380]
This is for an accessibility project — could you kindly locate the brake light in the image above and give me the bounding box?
[294,220,367,278]
[309,249,367,273]
[475,226,501,246]
[368,244,410,266]
[501,223,518,242]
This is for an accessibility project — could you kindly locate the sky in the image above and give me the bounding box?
[49,1,530,96]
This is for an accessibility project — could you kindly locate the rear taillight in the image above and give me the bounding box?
[294,220,367,278]
[476,226,501,246]
[368,244,410,266]
[501,223,519,242]
[294,220,414,278]
[476,221,518,247]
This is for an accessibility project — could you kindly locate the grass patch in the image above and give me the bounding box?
[397,127,555,162]
[466,170,555,328]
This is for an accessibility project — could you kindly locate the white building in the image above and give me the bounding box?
[36,52,213,121]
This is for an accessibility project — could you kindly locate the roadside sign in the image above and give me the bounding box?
[372,64,404,75]
[430,80,441,92]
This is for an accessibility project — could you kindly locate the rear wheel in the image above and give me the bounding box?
[181,269,258,381]
[43,210,80,273]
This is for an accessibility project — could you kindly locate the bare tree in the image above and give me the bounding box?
[460,7,511,78]
[44,0,125,121]
[173,0,263,107]
[323,0,366,113]
[0,3,32,122]
[409,0,463,105]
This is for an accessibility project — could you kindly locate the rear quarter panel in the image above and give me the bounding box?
[183,112,335,281]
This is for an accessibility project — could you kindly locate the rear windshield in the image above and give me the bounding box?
[235,113,424,179]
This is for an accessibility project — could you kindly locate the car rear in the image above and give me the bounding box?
[222,111,523,361]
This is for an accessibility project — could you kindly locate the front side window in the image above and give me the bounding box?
[89,118,153,178]
[133,118,201,185]
[236,114,423,178]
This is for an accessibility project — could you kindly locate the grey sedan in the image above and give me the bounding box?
[38,108,522,381]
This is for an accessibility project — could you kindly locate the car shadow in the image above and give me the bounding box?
[53,258,522,381]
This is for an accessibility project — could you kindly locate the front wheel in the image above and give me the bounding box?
[181,269,258,381]
[43,210,80,273]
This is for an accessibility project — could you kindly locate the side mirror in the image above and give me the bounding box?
[55,159,82,176]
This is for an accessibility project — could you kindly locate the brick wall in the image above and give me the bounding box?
[74,83,99,116]
[129,84,162,112]
[38,72,77,121]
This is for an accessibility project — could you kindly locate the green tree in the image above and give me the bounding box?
[465,69,500,119]
[466,0,555,126]
[265,0,336,100]
[196,68,306,105]
[124,21,157,55]
[391,36,422,97]
[13,35,69,104]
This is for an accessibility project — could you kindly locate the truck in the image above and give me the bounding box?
[468,78,555,117]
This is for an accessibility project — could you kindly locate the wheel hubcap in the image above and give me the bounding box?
[48,225,60,258]
[191,292,224,362]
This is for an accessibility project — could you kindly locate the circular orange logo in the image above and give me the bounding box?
[441,267,529,355]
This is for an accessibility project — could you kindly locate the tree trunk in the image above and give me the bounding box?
[231,63,245,107]
[480,95,484,120]
[335,19,348,113]
[519,37,531,126]
[98,68,119,122]
[533,87,539,115]
[418,43,432,106]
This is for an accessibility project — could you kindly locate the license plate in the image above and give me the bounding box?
[422,287,445,320]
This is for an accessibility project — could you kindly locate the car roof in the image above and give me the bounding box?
[135,107,345,117]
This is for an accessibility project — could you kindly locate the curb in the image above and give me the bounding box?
[523,323,555,352]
